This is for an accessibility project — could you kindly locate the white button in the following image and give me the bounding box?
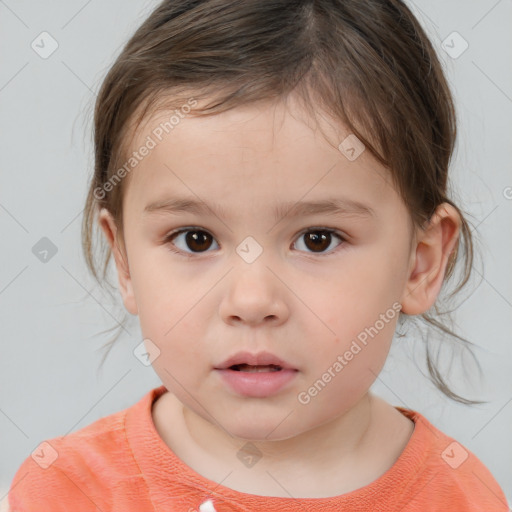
[199,499,217,512]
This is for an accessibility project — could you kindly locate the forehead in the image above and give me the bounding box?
[122,97,399,217]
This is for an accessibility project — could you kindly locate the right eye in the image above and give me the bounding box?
[164,228,219,256]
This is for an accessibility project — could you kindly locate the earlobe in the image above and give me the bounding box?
[400,203,460,316]
[98,208,138,316]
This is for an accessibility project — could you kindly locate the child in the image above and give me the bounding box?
[8,0,509,510]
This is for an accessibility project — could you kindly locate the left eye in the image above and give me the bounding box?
[293,229,345,254]
[166,229,218,254]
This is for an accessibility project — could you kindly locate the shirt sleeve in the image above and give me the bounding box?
[8,455,102,512]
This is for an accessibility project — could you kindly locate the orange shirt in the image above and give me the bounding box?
[8,385,509,511]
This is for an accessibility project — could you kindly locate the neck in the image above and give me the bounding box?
[153,390,414,497]
[178,393,385,497]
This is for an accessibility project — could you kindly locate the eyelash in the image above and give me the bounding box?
[163,226,347,258]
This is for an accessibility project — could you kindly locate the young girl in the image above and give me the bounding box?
[8,0,509,510]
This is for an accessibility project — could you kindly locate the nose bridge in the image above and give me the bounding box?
[219,243,288,325]
[231,241,277,297]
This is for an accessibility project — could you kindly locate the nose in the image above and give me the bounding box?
[218,263,289,327]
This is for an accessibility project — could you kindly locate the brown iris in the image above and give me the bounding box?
[303,231,332,253]
[184,230,213,252]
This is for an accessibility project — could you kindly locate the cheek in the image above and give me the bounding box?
[131,256,218,343]
[297,262,401,395]
[304,261,402,345]
[129,250,195,329]
[296,322,395,424]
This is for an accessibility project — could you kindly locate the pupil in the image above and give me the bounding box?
[186,231,212,252]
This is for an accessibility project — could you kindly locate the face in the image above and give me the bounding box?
[103,96,419,441]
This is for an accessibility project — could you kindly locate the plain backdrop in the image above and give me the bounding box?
[1,0,511,507]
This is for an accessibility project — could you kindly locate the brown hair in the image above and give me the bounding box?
[82,0,482,403]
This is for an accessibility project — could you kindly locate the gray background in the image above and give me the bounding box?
[1,0,511,507]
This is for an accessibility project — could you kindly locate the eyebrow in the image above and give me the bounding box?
[143,196,375,221]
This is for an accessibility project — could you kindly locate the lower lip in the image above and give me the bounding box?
[215,368,298,398]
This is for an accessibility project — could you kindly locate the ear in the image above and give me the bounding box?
[98,208,138,315]
[400,203,460,316]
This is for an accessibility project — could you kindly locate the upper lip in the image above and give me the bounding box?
[215,351,297,370]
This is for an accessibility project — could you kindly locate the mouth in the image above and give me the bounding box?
[228,364,283,373]
[215,351,297,372]
[214,351,298,397]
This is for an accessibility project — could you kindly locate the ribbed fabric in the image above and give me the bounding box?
[9,385,509,511]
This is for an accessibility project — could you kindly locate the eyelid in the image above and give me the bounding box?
[294,227,346,257]
[163,226,218,259]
